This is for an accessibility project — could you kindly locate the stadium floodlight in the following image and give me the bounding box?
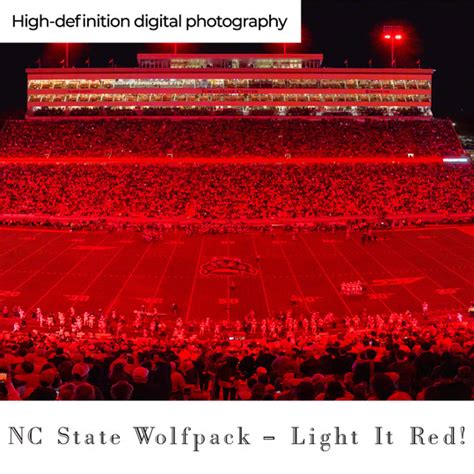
[383,25,404,67]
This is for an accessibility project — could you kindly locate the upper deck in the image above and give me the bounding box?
[25,54,435,117]
[136,53,324,69]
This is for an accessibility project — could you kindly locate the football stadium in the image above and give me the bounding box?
[0,47,472,401]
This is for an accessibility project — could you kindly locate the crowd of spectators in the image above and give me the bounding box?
[0,117,464,158]
[0,163,471,220]
[0,307,472,401]
[30,106,429,118]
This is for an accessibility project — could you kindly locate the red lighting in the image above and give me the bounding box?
[395,34,403,40]
[384,34,391,39]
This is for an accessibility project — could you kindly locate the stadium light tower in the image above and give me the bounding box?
[383,25,404,67]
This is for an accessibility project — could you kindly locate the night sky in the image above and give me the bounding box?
[0,0,472,124]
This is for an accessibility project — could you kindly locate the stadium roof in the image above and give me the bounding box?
[136,53,325,60]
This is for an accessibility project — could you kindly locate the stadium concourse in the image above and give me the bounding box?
[0,116,472,401]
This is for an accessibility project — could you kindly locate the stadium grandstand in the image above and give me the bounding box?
[0,53,466,162]
[0,52,465,161]
[0,53,472,401]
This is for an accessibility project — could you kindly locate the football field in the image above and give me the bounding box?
[0,226,472,323]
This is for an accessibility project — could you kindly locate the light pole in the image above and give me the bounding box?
[382,25,403,67]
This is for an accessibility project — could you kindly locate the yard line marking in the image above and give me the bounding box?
[277,239,311,313]
[430,232,474,264]
[429,239,473,265]
[299,234,354,317]
[185,236,205,321]
[379,239,468,308]
[25,233,113,314]
[251,234,272,319]
[395,234,473,288]
[105,243,153,314]
[331,243,394,314]
[0,232,64,275]
[7,241,82,292]
[0,238,34,259]
[352,239,425,306]
[146,237,181,313]
[77,244,127,296]
[0,241,27,258]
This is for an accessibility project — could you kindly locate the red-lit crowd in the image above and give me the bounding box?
[0,163,471,220]
[0,305,472,401]
[0,118,464,158]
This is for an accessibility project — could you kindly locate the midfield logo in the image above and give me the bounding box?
[200,257,258,277]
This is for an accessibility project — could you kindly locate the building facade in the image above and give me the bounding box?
[26,53,434,117]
